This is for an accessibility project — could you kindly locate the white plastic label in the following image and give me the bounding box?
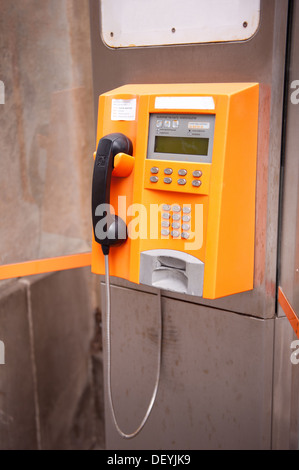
[111,99,137,121]
[155,96,215,110]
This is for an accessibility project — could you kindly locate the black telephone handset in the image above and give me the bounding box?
[92,133,133,255]
[92,133,161,441]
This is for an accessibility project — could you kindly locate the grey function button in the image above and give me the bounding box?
[164,177,172,184]
[172,205,181,213]
[162,213,171,220]
[164,168,173,175]
[182,215,191,223]
[193,170,202,178]
[182,224,190,231]
[172,213,181,221]
[171,231,180,239]
[172,222,180,230]
[178,179,187,186]
[150,176,159,183]
[161,221,170,228]
[182,232,190,240]
[162,204,171,211]
[151,167,159,174]
[183,207,192,214]
[161,229,170,237]
[178,169,187,177]
[192,180,202,188]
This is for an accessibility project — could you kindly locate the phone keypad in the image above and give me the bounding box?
[161,205,192,239]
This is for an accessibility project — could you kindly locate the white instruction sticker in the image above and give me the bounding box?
[111,99,137,121]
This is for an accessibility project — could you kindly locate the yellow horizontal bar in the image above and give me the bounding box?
[278,286,299,339]
[0,253,92,281]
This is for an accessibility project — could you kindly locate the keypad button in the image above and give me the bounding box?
[171,231,180,239]
[193,171,202,178]
[151,167,159,174]
[172,222,180,230]
[161,229,170,237]
[192,180,202,188]
[178,178,187,186]
[161,221,170,228]
[183,207,192,214]
[182,232,190,240]
[182,215,191,223]
[172,205,181,213]
[164,168,173,175]
[172,214,181,221]
[178,169,187,176]
[150,176,159,183]
[162,213,171,220]
[162,204,171,211]
[182,224,190,231]
[164,177,172,184]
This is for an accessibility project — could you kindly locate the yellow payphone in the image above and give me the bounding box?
[91,83,259,439]
[92,83,259,299]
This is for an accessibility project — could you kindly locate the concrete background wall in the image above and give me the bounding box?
[0,269,104,450]
[0,1,104,449]
[0,0,95,265]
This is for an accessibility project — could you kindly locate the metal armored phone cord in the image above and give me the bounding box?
[104,255,163,439]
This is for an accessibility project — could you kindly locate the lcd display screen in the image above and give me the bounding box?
[154,136,209,156]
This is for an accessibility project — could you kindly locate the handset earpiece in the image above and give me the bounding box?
[92,133,133,255]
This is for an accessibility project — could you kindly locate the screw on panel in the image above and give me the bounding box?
[171,28,176,33]
[243,21,248,28]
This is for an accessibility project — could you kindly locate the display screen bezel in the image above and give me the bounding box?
[147,113,215,164]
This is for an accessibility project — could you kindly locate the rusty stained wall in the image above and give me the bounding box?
[0,0,95,266]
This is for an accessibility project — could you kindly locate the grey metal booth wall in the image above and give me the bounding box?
[89,0,285,319]
[89,0,299,451]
